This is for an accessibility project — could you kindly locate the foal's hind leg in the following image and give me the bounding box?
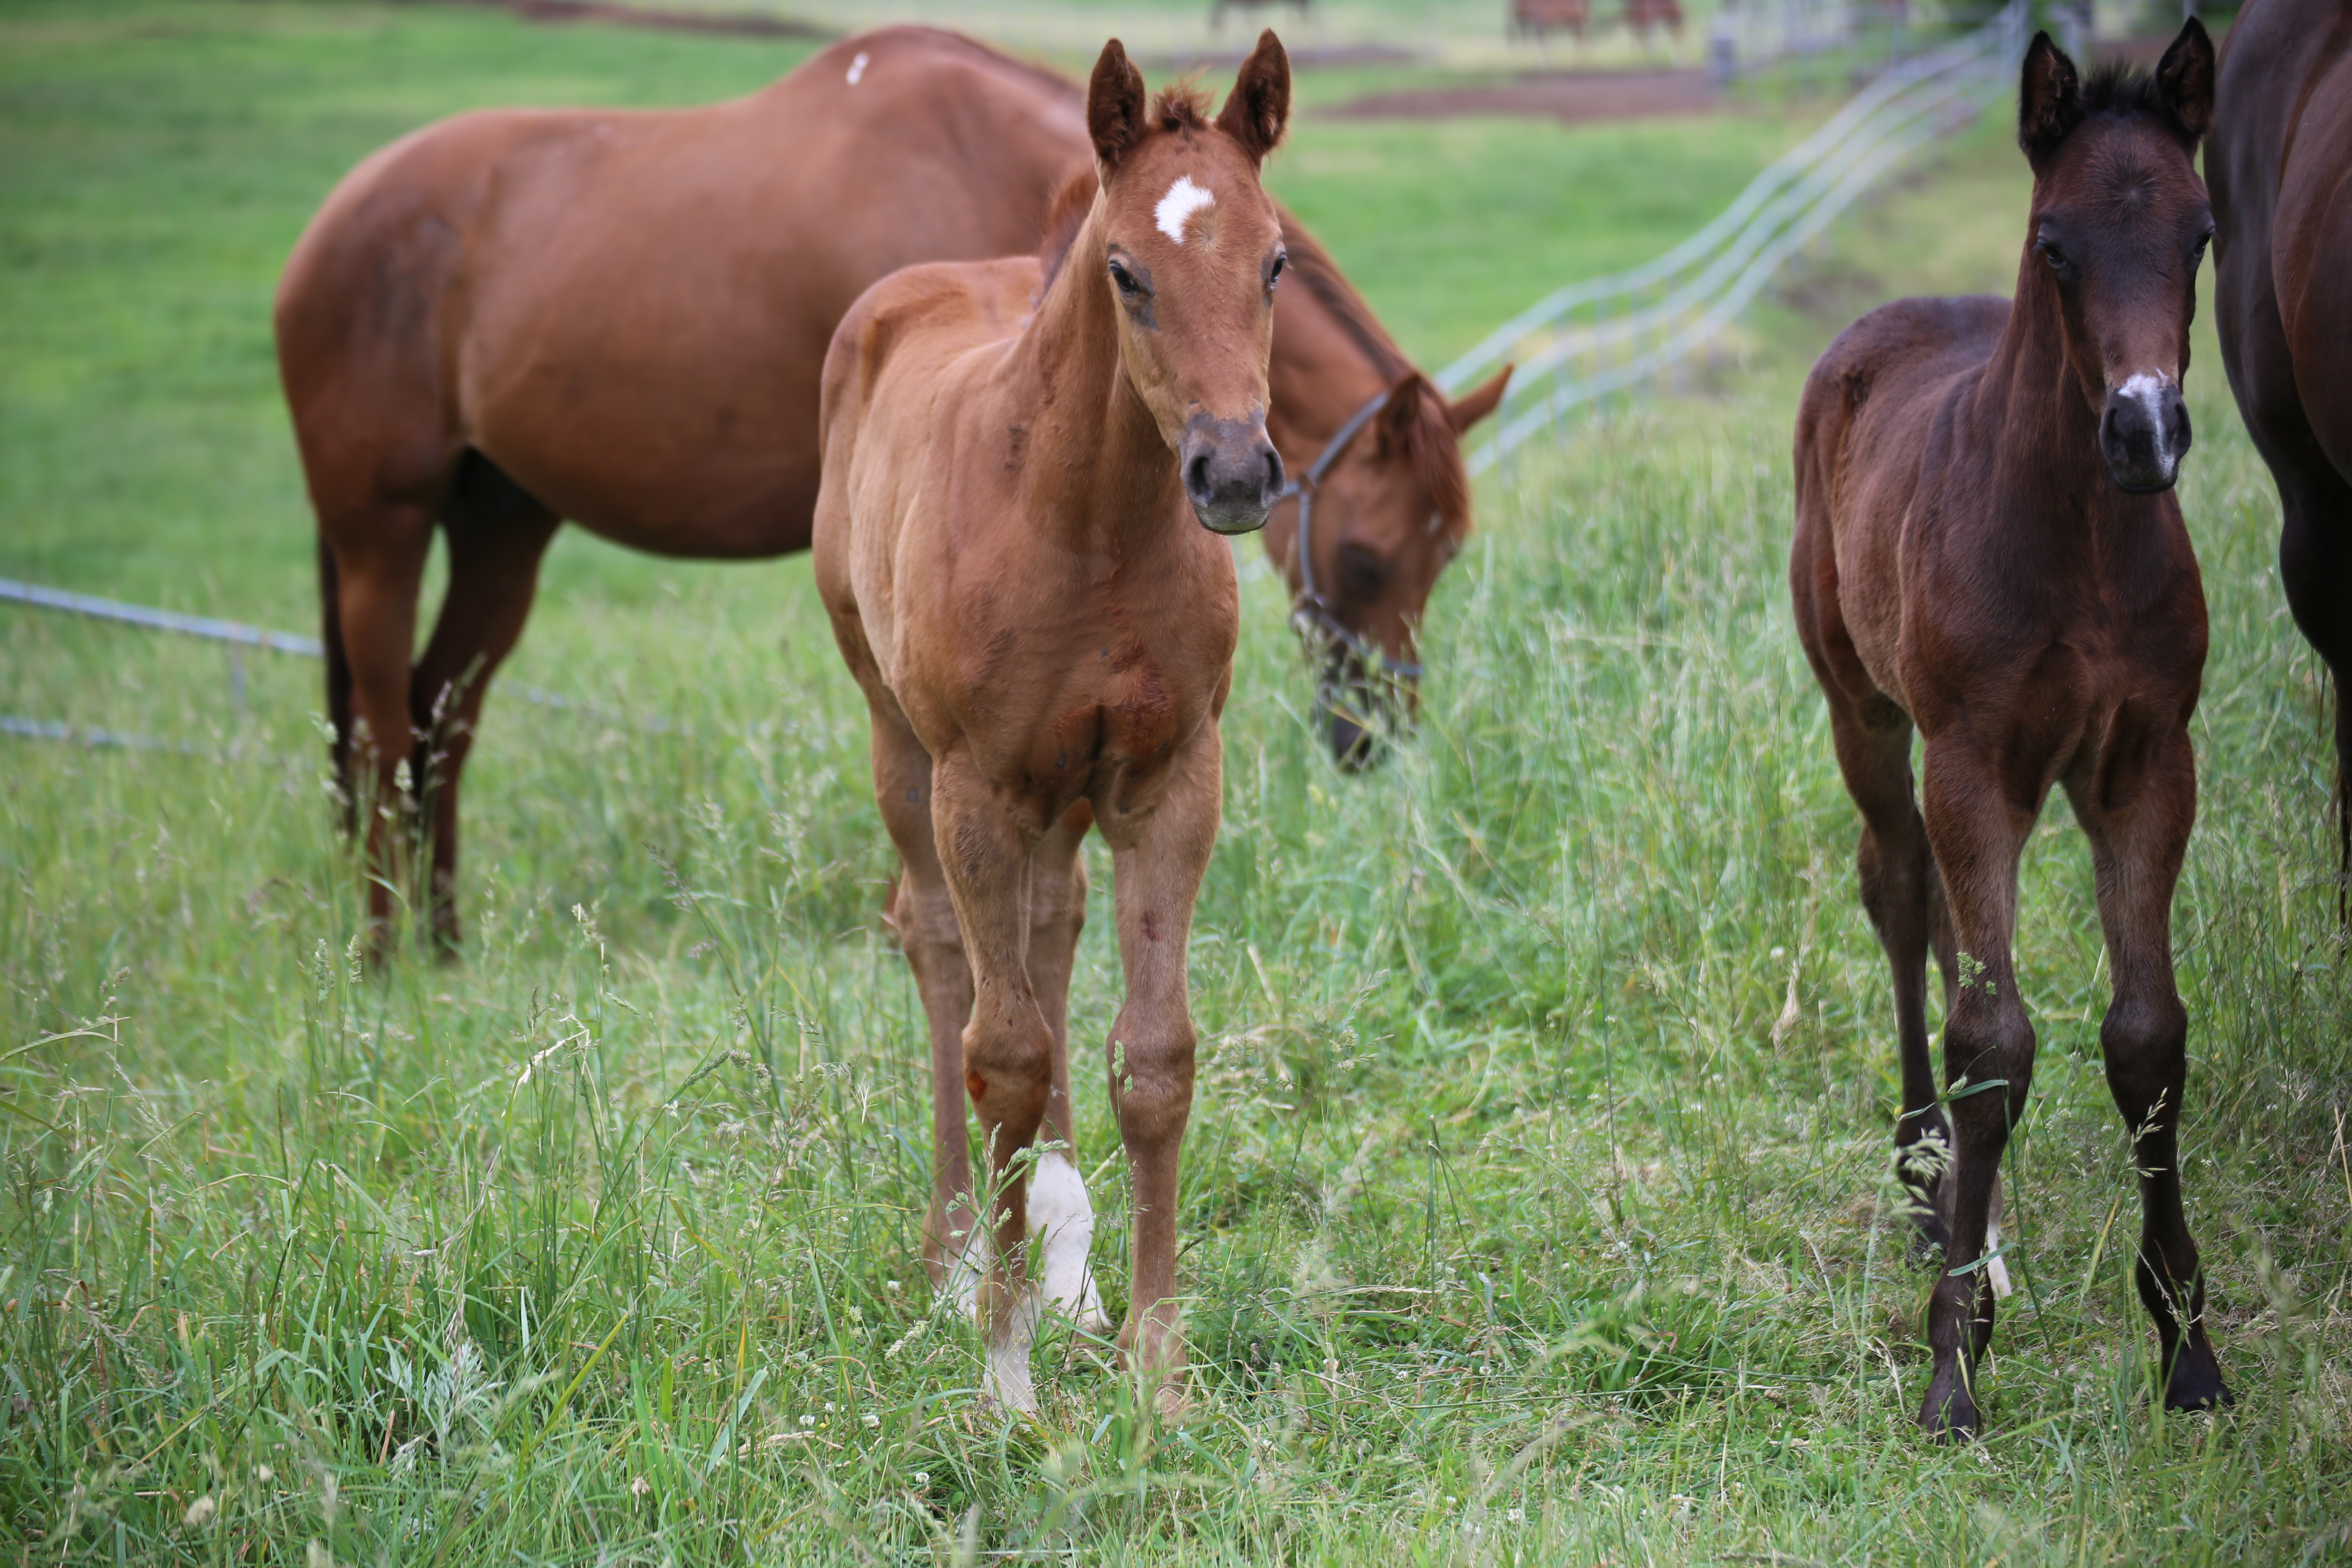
[2067,726,2231,1412]
[866,713,981,1302]
[409,454,560,955]
[1821,690,1953,1252]
[1026,803,1109,1329]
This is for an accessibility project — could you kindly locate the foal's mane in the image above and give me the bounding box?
[2068,61,2201,149]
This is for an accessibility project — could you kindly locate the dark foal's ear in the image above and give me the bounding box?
[2156,17,2216,144]
[1448,366,1512,434]
[1088,38,1149,171]
[1216,30,1292,166]
[2017,30,2082,168]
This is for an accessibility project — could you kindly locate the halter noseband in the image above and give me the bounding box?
[1278,384,1426,682]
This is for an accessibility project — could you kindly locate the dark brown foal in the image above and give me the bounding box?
[1791,22,2229,1439]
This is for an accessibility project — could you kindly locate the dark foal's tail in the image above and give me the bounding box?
[318,537,356,835]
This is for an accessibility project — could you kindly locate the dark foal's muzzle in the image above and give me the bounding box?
[1180,414,1284,535]
[2099,376,2191,494]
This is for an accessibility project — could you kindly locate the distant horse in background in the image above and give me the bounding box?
[2208,0,2352,913]
[1791,22,2227,1438]
[814,35,1291,1413]
[275,24,1503,953]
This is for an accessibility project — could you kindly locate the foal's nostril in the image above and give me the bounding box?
[1262,445,1285,501]
[1186,452,1214,501]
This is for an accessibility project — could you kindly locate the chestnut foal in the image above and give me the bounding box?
[1791,23,2230,1438]
[812,36,1291,1411]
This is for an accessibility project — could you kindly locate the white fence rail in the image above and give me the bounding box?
[1435,0,2027,474]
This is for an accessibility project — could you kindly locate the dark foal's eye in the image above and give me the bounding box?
[2038,237,2070,274]
[1108,259,1141,297]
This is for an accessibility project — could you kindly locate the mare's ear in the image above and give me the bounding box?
[1088,38,1148,171]
[2156,16,2215,144]
[1376,373,1428,450]
[2017,30,2082,169]
[1216,30,1292,166]
[1448,366,1512,434]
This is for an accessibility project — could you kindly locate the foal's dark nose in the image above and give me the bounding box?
[2100,375,2191,493]
[1180,414,1284,535]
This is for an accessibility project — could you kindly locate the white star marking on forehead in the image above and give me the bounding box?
[1155,175,1216,244]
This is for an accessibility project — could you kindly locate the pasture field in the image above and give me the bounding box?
[3,2,2350,1563]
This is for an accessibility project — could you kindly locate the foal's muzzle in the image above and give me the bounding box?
[2100,376,2191,494]
[1180,414,1284,535]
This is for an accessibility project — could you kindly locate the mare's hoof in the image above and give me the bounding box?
[2163,1348,2234,1413]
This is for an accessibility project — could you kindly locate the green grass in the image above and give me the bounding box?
[4,2,2350,1563]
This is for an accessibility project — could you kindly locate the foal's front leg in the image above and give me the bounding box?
[1917,736,2038,1439]
[2068,728,2231,1412]
[1096,733,1223,1414]
[929,752,1054,1412]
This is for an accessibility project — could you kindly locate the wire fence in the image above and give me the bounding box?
[1434,0,2027,474]
[6,10,2026,755]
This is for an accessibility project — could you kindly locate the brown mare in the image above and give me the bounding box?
[2209,0,2352,911]
[1791,23,2228,1437]
[274,25,1503,952]
[812,36,1291,1412]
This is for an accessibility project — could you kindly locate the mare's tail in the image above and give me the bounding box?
[318,536,355,834]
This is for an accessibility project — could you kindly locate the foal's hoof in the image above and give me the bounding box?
[1917,1368,1983,1442]
[2163,1347,2234,1413]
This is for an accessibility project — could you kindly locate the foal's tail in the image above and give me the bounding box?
[318,536,356,834]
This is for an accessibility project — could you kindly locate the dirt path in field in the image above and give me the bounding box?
[464,0,831,39]
[1327,68,1719,123]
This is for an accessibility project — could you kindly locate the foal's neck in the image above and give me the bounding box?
[1011,200,1187,544]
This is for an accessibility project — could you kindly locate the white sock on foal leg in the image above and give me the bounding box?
[984,1285,1042,1413]
[1027,1150,1108,1331]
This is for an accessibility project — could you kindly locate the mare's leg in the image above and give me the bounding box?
[929,751,1054,1411]
[2278,470,2352,914]
[866,713,980,1301]
[1026,803,1108,1327]
[1915,735,2038,1439]
[325,511,435,957]
[1094,733,1223,1413]
[2066,726,2231,1411]
[408,454,560,955]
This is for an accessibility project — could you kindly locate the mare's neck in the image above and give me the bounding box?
[1007,199,1185,546]
[1265,270,1399,455]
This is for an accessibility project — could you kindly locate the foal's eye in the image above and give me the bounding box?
[1108,260,1141,297]
[1269,251,1287,284]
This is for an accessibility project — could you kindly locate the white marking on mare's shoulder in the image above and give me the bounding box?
[1156,175,1216,244]
[846,51,869,86]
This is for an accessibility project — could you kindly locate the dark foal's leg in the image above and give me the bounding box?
[2278,471,2352,917]
[868,713,980,1301]
[326,510,435,959]
[2067,728,2232,1412]
[1824,693,1954,1251]
[1026,803,1106,1326]
[408,455,560,956]
[1916,737,2038,1439]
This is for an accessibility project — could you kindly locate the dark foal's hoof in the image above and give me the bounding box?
[1917,1362,1984,1442]
[2163,1346,2234,1413]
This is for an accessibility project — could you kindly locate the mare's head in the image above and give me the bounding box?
[1292,354,1510,770]
[1083,33,1292,535]
[2016,20,2215,494]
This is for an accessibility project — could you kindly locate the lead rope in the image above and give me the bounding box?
[1281,385,1425,682]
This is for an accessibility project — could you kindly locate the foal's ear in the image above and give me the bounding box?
[1216,29,1292,167]
[1448,366,1512,434]
[1088,38,1149,171]
[2017,30,2082,169]
[2156,17,2216,145]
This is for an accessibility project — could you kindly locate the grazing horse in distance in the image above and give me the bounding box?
[275,24,1501,955]
[813,35,1291,1413]
[2208,0,2352,913]
[1790,22,2227,1438]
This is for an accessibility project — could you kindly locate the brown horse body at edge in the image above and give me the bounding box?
[274,24,1507,951]
[814,36,1292,1412]
[1791,23,2229,1438]
[2209,0,2352,908]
